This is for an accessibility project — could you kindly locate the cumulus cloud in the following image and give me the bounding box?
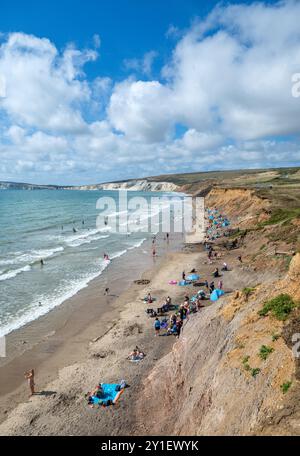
[1,1,300,185]
[0,32,96,134]
[123,50,158,77]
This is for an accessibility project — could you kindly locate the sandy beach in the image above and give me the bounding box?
[0,233,183,428]
[0,226,262,436]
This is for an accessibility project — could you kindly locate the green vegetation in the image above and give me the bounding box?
[272,333,280,342]
[242,355,251,371]
[259,345,274,361]
[251,368,261,377]
[242,355,250,364]
[280,381,292,394]
[242,287,255,299]
[258,208,300,227]
[258,294,295,321]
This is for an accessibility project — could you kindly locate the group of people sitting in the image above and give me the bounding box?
[153,289,211,338]
[127,346,145,361]
[146,295,175,317]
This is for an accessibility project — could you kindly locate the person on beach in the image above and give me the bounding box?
[103,253,109,261]
[182,271,186,281]
[40,259,44,267]
[213,268,220,278]
[222,262,228,271]
[147,293,153,303]
[104,287,110,295]
[128,346,145,360]
[166,233,169,242]
[209,281,215,293]
[152,246,156,257]
[73,227,77,233]
[176,318,183,338]
[24,369,35,396]
[238,255,242,263]
[218,280,223,290]
[154,318,161,336]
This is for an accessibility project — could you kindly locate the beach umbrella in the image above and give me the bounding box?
[187,273,200,281]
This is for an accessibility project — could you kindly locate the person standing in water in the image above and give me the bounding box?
[24,369,35,396]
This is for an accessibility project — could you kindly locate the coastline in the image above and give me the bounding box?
[0,241,205,435]
[0,232,183,425]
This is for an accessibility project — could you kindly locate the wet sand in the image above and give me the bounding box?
[0,233,183,424]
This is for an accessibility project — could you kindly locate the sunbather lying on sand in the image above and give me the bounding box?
[87,383,104,405]
[128,346,145,361]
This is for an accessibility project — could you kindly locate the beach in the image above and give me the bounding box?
[0,228,184,426]
[0,221,261,436]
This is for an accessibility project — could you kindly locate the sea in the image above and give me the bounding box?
[0,189,184,338]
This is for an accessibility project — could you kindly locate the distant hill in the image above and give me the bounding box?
[0,181,70,190]
[1,166,299,193]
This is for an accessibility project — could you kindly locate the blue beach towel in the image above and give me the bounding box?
[178,280,190,286]
[187,273,200,281]
[90,383,123,406]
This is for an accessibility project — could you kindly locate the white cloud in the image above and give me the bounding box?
[123,50,158,77]
[1,2,300,185]
[0,32,96,134]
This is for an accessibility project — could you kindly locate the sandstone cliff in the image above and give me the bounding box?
[135,187,300,436]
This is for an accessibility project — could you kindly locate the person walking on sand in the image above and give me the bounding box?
[218,280,223,290]
[24,369,35,396]
[154,318,161,336]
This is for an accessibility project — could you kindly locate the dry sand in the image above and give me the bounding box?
[0,231,264,436]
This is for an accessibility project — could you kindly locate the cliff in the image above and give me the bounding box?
[134,186,300,436]
[72,179,179,192]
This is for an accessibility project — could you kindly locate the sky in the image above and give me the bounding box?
[0,0,300,185]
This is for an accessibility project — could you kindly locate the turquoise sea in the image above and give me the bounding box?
[0,189,183,338]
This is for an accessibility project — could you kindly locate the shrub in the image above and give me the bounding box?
[259,345,274,361]
[242,355,250,364]
[280,381,292,394]
[258,294,295,321]
[272,333,280,342]
[251,368,261,377]
[242,287,255,299]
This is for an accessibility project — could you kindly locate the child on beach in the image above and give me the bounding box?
[154,318,161,336]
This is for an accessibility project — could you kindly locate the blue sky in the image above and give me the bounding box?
[0,1,299,185]
[1,0,219,81]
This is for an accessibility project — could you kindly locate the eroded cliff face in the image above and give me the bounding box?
[137,254,300,436]
[205,187,271,228]
[135,188,299,436]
